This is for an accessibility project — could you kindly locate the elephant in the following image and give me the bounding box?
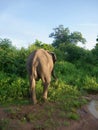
[26,49,57,104]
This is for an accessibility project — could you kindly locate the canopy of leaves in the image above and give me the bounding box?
[49,25,86,48]
[0,38,14,50]
[96,35,98,42]
[28,39,54,52]
[92,43,98,65]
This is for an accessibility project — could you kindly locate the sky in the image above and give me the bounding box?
[0,0,98,49]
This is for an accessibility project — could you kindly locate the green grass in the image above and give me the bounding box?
[0,119,10,130]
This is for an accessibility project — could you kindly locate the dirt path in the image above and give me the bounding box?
[64,105,98,130]
[0,95,98,130]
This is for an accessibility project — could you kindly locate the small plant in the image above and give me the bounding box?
[63,121,70,126]
[67,112,80,120]
[0,119,9,130]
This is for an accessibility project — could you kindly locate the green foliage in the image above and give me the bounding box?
[0,38,13,50]
[0,51,15,74]
[0,39,29,78]
[0,36,98,108]
[15,48,28,77]
[92,43,98,65]
[64,44,89,62]
[0,32,98,129]
[49,25,86,47]
[49,80,80,102]
[0,72,29,103]
[83,76,98,93]
[0,118,9,130]
[28,39,54,53]
[54,61,98,92]
[55,61,79,86]
[47,80,87,115]
[67,112,80,120]
[55,43,94,64]
[96,35,98,42]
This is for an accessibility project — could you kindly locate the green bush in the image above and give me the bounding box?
[55,61,84,87]
[55,61,78,80]
[83,76,98,93]
[0,72,29,103]
[0,38,98,105]
[48,80,86,111]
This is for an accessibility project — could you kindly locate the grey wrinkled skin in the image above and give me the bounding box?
[26,49,56,104]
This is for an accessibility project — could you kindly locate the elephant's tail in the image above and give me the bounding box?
[32,64,38,79]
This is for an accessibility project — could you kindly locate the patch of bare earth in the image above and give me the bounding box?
[0,95,98,130]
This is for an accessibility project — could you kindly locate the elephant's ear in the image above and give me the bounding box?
[49,52,57,63]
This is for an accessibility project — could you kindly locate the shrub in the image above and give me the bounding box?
[48,80,85,111]
[55,61,85,87]
[83,76,98,93]
[0,72,29,103]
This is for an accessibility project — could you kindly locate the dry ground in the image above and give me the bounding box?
[0,95,98,130]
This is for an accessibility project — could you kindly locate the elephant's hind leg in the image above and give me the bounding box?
[42,77,50,101]
[30,77,37,104]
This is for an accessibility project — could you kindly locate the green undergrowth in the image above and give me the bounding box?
[0,61,98,129]
[49,80,87,111]
[0,61,98,108]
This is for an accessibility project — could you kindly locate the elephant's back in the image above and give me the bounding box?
[35,49,53,67]
[35,49,53,81]
[27,49,53,78]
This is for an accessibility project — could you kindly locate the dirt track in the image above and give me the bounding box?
[0,95,98,130]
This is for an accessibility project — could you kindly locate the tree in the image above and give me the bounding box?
[59,44,86,62]
[0,38,28,77]
[96,35,98,42]
[49,25,86,48]
[28,40,54,52]
[0,38,17,74]
[0,38,13,50]
[92,36,98,65]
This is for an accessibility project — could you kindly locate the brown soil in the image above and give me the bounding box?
[0,95,98,130]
